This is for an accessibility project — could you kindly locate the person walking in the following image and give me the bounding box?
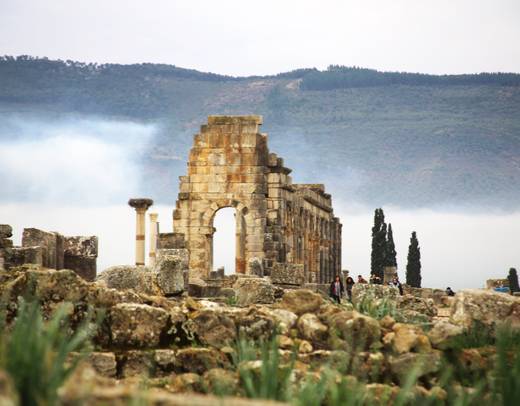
[346,276,355,301]
[329,275,344,304]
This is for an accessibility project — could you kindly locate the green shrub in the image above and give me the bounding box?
[233,333,295,401]
[0,298,93,406]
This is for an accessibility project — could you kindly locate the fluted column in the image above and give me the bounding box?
[149,212,159,266]
[128,198,153,266]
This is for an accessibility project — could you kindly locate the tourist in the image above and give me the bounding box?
[357,275,368,284]
[446,287,455,296]
[329,275,344,304]
[346,276,355,301]
[391,276,404,295]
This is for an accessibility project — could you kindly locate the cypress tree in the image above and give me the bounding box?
[508,268,519,293]
[406,231,421,287]
[384,223,397,267]
[371,208,387,281]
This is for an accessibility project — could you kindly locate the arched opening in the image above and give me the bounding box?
[212,207,236,275]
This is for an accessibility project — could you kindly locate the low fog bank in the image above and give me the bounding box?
[0,114,157,205]
[0,114,518,289]
[1,202,518,290]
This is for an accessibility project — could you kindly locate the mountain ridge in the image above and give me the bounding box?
[1,56,519,208]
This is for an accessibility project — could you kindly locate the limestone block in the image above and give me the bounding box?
[0,238,13,249]
[450,289,520,329]
[88,352,117,377]
[157,233,186,249]
[96,265,162,296]
[22,228,61,269]
[154,248,189,295]
[2,246,44,269]
[247,257,264,276]
[0,224,13,239]
[110,303,169,347]
[233,277,275,305]
[271,263,305,286]
[62,235,97,257]
[64,255,96,281]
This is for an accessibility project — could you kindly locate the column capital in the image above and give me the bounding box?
[128,198,154,211]
[149,212,159,221]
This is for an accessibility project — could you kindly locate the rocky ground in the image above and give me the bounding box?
[1,265,520,405]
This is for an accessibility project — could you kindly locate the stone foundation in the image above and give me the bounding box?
[0,224,98,280]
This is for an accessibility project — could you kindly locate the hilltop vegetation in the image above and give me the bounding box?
[1,56,520,207]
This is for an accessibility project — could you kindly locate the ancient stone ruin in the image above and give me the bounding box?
[162,115,342,286]
[0,224,98,281]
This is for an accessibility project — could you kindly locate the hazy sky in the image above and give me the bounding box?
[1,0,519,76]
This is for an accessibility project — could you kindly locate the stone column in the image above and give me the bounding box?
[149,213,159,267]
[128,198,153,266]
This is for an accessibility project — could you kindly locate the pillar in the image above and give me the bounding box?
[128,198,153,266]
[149,212,159,267]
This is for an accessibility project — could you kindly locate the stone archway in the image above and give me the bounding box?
[172,116,268,280]
[205,201,250,275]
[169,115,343,284]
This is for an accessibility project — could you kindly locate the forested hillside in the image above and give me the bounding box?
[1,56,520,208]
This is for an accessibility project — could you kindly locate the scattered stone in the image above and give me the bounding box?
[175,348,228,374]
[271,263,305,286]
[391,323,431,354]
[450,289,520,329]
[279,289,324,315]
[190,309,236,348]
[117,350,154,378]
[110,303,169,347]
[233,277,275,306]
[97,265,162,296]
[154,248,189,295]
[154,349,177,373]
[88,352,117,377]
[170,373,203,393]
[427,320,464,349]
[0,225,13,239]
[351,284,399,306]
[203,368,239,396]
[297,313,328,343]
[247,257,264,277]
[389,352,442,384]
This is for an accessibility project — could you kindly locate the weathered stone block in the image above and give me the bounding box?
[154,248,189,295]
[64,255,96,281]
[0,225,13,239]
[110,303,169,347]
[64,235,98,257]
[22,228,61,269]
[247,257,264,276]
[2,246,44,269]
[233,276,275,305]
[157,233,186,249]
[96,265,162,296]
[271,263,305,286]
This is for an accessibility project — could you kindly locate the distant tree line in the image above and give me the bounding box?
[0,55,238,82]
[300,65,520,90]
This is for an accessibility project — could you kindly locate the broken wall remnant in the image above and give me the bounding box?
[170,115,342,283]
[0,224,98,280]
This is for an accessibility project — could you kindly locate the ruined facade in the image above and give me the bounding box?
[0,225,98,281]
[170,116,342,284]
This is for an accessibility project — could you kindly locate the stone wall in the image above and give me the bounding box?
[170,116,342,283]
[0,224,98,280]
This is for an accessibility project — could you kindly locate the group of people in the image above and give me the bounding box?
[328,273,404,303]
